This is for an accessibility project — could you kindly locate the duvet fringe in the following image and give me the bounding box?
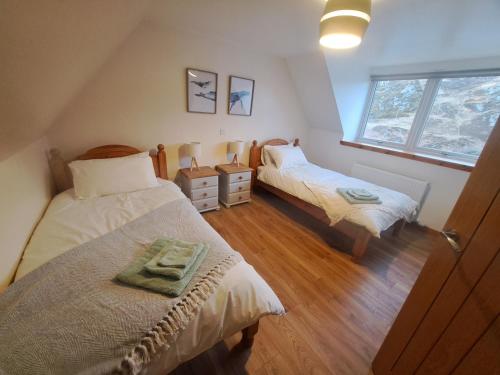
[116,255,238,375]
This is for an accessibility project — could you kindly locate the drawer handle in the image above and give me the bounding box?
[238,196,242,200]
[238,176,243,180]
[203,181,208,186]
[238,187,242,191]
[203,203,208,207]
[203,193,207,197]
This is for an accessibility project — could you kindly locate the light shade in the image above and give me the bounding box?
[228,140,244,155]
[320,0,371,49]
[186,142,201,158]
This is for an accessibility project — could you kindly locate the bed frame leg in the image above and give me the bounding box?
[241,320,260,348]
[392,219,405,237]
[352,230,371,262]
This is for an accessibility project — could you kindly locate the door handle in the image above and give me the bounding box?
[441,229,462,253]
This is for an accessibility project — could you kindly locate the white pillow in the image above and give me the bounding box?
[266,146,308,170]
[69,152,159,199]
[261,144,293,167]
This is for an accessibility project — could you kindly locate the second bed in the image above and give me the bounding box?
[249,138,418,260]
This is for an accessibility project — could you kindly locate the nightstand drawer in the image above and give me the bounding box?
[227,191,251,204]
[191,186,218,201]
[193,197,219,211]
[191,176,218,190]
[229,171,251,184]
[228,181,251,194]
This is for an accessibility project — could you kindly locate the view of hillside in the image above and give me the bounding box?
[365,77,500,157]
[365,79,426,144]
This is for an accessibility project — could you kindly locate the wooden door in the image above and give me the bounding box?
[372,118,500,375]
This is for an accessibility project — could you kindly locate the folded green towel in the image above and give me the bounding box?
[115,239,208,297]
[157,240,204,268]
[144,241,206,280]
[346,188,379,201]
[337,188,382,205]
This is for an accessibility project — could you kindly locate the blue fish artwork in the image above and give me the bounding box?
[230,90,250,112]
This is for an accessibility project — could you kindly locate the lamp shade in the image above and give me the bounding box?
[228,140,244,155]
[186,142,201,158]
[320,0,371,49]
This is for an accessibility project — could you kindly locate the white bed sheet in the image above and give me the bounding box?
[258,165,321,207]
[14,179,284,374]
[258,164,418,237]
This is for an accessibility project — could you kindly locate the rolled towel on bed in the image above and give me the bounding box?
[337,188,382,205]
[116,239,208,297]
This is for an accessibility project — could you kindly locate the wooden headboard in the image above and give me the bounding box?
[249,138,299,184]
[76,144,168,179]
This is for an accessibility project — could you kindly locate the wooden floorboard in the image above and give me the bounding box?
[172,190,435,375]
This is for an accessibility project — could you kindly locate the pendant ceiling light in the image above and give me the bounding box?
[320,0,371,49]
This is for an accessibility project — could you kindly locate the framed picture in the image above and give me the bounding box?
[228,76,255,116]
[186,68,218,114]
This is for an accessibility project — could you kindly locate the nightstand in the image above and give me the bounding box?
[215,164,253,208]
[179,167,220,213]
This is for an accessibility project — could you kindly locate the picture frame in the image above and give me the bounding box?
[186,68,218,114]
[228,75,255,116]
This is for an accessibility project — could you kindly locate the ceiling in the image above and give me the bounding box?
[327,0,500,66]
[147,0,500,62]
[146,0,326,57]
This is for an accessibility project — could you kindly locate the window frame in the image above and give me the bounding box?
[356,69,500,165]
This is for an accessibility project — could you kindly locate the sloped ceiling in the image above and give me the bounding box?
[146,0,325,57]
[325,0,500,67]
[0,0,152,161]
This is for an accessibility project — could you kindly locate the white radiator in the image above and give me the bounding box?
[351,163,430,217]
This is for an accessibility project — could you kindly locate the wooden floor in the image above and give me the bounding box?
[172,190,435,375]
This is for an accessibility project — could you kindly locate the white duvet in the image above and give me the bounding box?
[15,179,284,374]
[258,163,418,237]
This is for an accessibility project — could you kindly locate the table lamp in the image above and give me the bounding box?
[229,140,244,167]
[186,142,201,171]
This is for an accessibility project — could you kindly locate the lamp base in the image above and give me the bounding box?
[231,154,240,167]
[190,157,199,172]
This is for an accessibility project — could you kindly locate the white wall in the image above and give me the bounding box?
[305,129,470,230]
[0,137,54,291]
[47,23,309,177]
[286,51,342,132]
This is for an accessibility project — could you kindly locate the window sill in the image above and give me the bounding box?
[339,140,474,172]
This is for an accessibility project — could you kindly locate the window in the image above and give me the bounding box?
[417,76,500,158]
[358,71,500,164]
[365,79,427,145]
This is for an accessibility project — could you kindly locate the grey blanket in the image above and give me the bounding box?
[0,198,242,375]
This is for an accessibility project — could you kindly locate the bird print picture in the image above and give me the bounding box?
[228,76,255,116]
[187,68,218,114]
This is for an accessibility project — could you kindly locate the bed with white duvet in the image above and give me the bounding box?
[256,143,418,238]
[0,147,284,375]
